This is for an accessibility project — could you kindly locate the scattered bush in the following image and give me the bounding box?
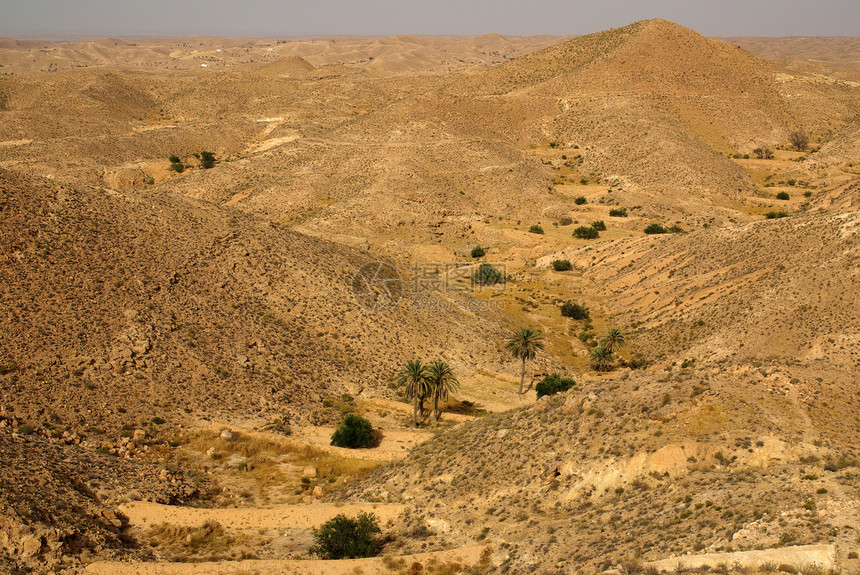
[753,147,774,159]
[667,225,684,233]
[330,414,376,449]
[168,162,185,173]
[591,220,606,231]
[17,424,35,435]
[558,216,573,226]
[561,301,589,320]
[644,223,667,234]
[199,151,216,169]
[470,246,486,258]
[574,196,587,205]
[168,154,180,164]
[765,211,789,219]
[309,512,381,559]
[552,259,572,272]
[528,224,545,234]
[573,226,599,239]
[776,191,790,200]
[535,373,576,398]
[473,263,504,286]
[609,208,628,217]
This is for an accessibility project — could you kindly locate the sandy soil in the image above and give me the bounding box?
[85,545,489,574]
[119,501,406,531]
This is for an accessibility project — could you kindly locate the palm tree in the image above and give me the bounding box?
[394,360,431,427]
[504,327,545,394]
[600,328,626,355]
[426,360,460,422]
[590,346,614,372]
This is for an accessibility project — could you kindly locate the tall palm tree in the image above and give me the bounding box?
[590,346,614,372]
[600,328,626,355]
[394,360,431,427]
[426,360,460,423]
[505,327,545,394]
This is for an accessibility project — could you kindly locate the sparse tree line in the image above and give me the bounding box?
[168,151,217,173]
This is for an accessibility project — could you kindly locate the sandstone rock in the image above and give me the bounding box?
[219,429,234,441]
[132,429,146,442]
[303,466,317,478]
[20,534,41,557]
[312,485,324,497]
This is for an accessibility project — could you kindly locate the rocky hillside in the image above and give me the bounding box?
[0,167,506,438]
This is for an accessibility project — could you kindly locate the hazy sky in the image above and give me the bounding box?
[1,0,858,39]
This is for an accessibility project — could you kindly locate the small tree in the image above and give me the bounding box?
[470,245,486,258]
[505,327,545,394]
[330,414,375,448]
[528,224,545,234]
[552,259,572,271]
[573,226,599,239]
[426,360,460,422]
[200,151,216,169]
[535,373,576,398]
[776,191,790,200]
[473,263,504,286]
[394,360,431,427]
[753,147,773,159]
[600,328,626,355]
[309,512,381,559]
[789,131,808,151]
[561,301,589,320]
[590,346,614,372]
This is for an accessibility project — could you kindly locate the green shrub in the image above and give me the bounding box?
[609,208,628,217]
[591,220,606,231]
[644,223,667,234]
[330,414,375,449]
[535,373,576,398]
[667,225,684,233]
[309,512,381,559]
[17,424,35,435]
[573,226,599,239]
[168,162,185,173]
[151,417,165,425]
[200,151,216,169]
[470,246,486,258]
[473,263,504,286]
[765,211,789,219]
[561,301,589,320]
[168,154,180,164]
[552,259,572,272]
[574,196,587,205]
[776,191,790,200]
[528,224,545,234]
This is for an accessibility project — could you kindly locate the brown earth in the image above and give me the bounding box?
[0,18,858,575]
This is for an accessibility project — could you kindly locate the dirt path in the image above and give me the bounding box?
[119,501,405,531]
[644,544,836,572]
[85,545,490,574]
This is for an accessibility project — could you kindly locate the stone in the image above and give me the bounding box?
[312,485,324,497]
[21,534,42,557]
[303,466,317,478]
[132,429,146,442]
[219,429,234,441]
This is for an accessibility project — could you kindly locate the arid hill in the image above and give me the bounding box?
[0,18,858,575]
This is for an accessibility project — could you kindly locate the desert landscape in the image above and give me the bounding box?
[1,17,859,575]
